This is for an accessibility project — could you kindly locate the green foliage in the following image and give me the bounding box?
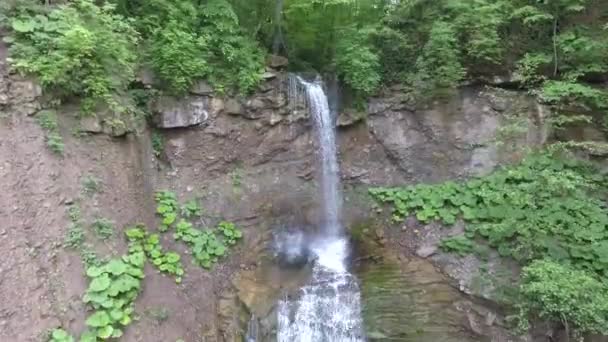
[49,328,74,342]
[335,28,381,95]
[440,236,474,256]
[180,199,202,219]
[92,218,114,241]
[371,153,608,335]
[514,53,553,86]
[410,21,465,95]
[82,175,102,196]
[541,81,608,109]
[64,223,85,249]
[148,21,209,94]
[517,259,608,336]
[371,154,608,276]
[155,191,178,232]
[280,0,385,92]
[36,110,59,131]
[64,204,84,249]
[144,306,170,323]
[217,221,243,246]
[143,0,264,94]
[35,110,64,155]
[174,220,226,269]
[151,132,164,158]
[229,168,242,189]
[82,242,145,340]
[6,0,138,113]
[126,226,184,283]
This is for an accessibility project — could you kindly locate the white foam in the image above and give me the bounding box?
[311,237,348,273]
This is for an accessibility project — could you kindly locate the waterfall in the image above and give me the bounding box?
[277,76,364,341]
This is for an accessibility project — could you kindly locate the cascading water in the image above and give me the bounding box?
[277,76,365,341]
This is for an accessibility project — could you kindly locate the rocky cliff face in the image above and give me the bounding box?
[0,49,556,341]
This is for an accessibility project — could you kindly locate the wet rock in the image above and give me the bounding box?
[232,271,276,318]
[190,81,213,95]
[153,95,212,128]
[268,55,288,69]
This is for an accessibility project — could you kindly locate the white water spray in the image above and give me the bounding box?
[277,76,364,341]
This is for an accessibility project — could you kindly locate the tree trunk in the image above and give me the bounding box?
[552,17,559,77]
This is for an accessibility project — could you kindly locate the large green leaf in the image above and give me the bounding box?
[105,259,127,275]
[11,19,36,33]
[79,330,97,342]
[85,311,111,327]
[86,266,104,278]
[89,274,111,292]
[97,325,114,339]
[166,252,180,263]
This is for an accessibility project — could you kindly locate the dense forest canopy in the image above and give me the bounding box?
[1,0,606,108]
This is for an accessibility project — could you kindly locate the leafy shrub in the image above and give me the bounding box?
[148,21,209,94]
[198,0,264,94]
[410,21,465,96]
[155,191,178,232]
[92,218,114,241]
[151,131,164,158]
[36,110,59,131]
[126,226,185,283]
[372,27,413,84]
[81,175,102,196]
[46,133,65,155]
[514,53,552,86]
[370,153,608,278]
[64,223,84,249]
[64,204,84,249]
[174,220,227,269]
[335,28,381,95]
[541,81,608,109]
[82,249,145,339]
[371,153,608,334]
[217,221,243,246]
[440,236,474,256]
[35,110,64,155]
[180,199,202,219]
[6,0,138,113]
[145,0,264,95]
[517,259,608,336]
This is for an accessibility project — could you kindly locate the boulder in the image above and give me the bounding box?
[80,115,102,133]
[337,111,365,127]
[8,79,42,103]
[135,67,156,86]
[190,81,213,95]
[153,95,212,128]
[261,71,277,80]
[268,55,288,69]
[102,119,129,137]
[226,99,244,115]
